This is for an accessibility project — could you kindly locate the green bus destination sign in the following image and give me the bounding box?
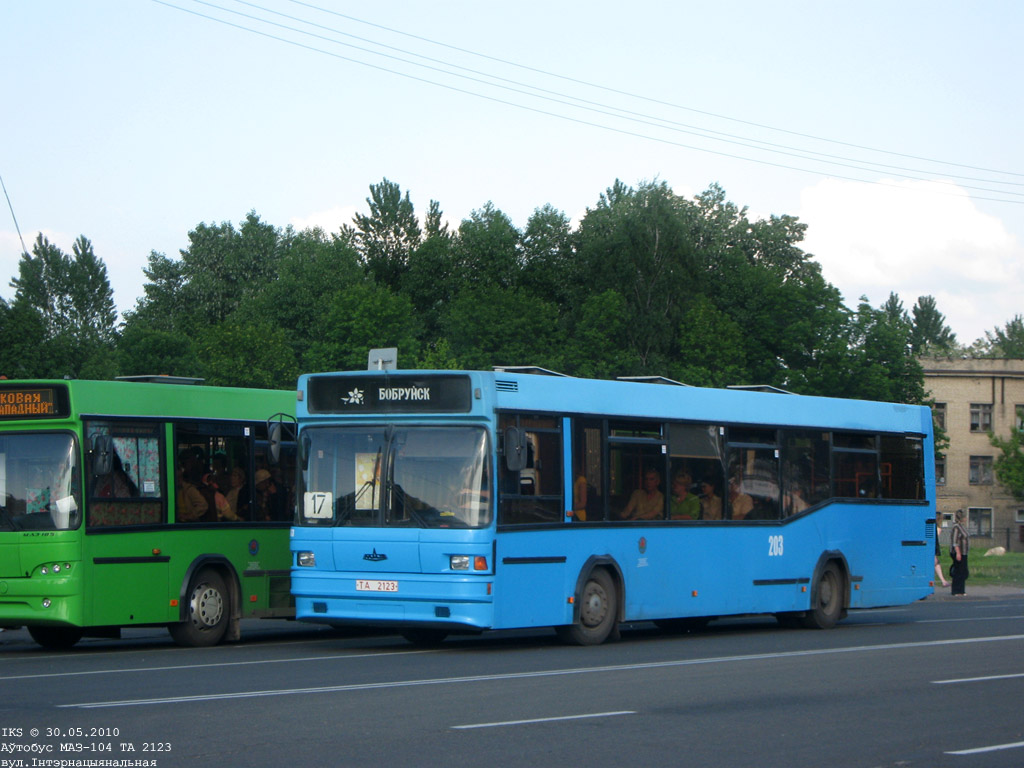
[0,386,66,419]
[308,374,473,414]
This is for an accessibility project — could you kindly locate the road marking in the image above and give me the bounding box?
[933,671,1024,685]
[452,711,635,729]
[60,632,1024,709]
[0,648,437,682]
[918,615,1024,625]
[946,740,1024,756]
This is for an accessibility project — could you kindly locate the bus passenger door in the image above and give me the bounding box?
[83,420,171,627]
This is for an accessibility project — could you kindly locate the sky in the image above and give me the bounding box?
[2,1,1022,346]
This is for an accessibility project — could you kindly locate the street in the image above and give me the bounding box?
[2,588,1023,768]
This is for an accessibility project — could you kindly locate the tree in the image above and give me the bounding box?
[990,408,1024,500]
[441,285,564,371]
[454,202,521,291]
[9,234,118,379]
[978,315,1024,358]
[576,179,695,370]
[177,212,284,328]
[910,295,957,355]
[0,298,48,378]
[353,178,422,290]
[304,283,421,373]
[519,204,576,305]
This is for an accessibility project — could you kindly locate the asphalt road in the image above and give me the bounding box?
[2,589,1023,768]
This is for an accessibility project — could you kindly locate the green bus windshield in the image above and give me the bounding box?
[0,432,81,532]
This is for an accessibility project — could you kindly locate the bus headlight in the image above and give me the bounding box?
[297,551,316,567]
[450,556,489,571]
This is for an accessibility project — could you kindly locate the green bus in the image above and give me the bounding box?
[0,377,296,649]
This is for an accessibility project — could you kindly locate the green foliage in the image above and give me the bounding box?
[354,178,422,289]
[8,234,118,379]
[442,285,564,371]
[305,283,421,373]
[991,408,1024,501]
[978,315,1024,358]
[910,295,957,355]
[1,179,960,409]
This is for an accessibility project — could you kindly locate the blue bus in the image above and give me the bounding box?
[289,368,934,645]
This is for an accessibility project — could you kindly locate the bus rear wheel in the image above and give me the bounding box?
[802,561,844,629]
[556,568,618,645]
[169,568,229,647]
[28,626,83,650]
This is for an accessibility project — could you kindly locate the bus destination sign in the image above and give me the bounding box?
[308,374,473,414]
[0,386,68,419]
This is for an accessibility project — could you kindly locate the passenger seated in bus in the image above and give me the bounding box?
[204,473,242,521]
[255,468,286,520]
[699,479,722,520]
[226,467,249,520]
[176,465,212,522]
[622,468,664,520]
[669,471,700,520]
[728,476,754,520]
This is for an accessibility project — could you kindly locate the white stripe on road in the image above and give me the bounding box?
[60,632,1024,709]
[933,671,1024,685]
[452,711,635,729]
[946,740,1024,756]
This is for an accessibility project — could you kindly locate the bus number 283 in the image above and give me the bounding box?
[768,535,784,557]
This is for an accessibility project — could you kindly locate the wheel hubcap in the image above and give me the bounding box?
[191,584,224,629]
[580,583,608,627]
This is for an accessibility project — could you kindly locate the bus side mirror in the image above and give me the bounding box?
[504,427,527,472]
[266,413,296,465]
[92,434,113,476]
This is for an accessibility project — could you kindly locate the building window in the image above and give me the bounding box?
[935,457,946,486]
[933,403,946,431]
[968,507,992,537]
[1015,509,1024,524]
[1016,405,1024,431]
[970,403,993,432]
[969,456,994,485]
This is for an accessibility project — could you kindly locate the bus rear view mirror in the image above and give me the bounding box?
[504,427,527,472]
[91,434,113,476]
[266,413,296,465]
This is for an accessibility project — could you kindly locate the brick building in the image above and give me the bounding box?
[922,358,1024,552]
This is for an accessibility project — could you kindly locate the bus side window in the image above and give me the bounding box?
[86,421,164,527]
[572,419,603,522]
[499,414,563,525]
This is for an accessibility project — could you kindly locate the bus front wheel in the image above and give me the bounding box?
[802,561,844,629]
[169,568,229,647]
[556,568,618,645]
[28,625,83,650]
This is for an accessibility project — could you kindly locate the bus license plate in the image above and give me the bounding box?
[356,579,398,592]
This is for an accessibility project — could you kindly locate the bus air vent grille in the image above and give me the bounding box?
[495,380,519,392]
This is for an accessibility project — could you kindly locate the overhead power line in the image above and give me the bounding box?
[151,0,1024,205]
[285,0,1024,182]
[0,173,29,256]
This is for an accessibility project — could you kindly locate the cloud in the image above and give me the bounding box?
[798,178,1024,345]
[289,205,358,235]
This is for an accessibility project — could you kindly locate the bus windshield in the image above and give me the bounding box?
[0,433,81,532]
[300,426,491,528]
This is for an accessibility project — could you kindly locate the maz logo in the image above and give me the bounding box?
[363,549,388,562]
